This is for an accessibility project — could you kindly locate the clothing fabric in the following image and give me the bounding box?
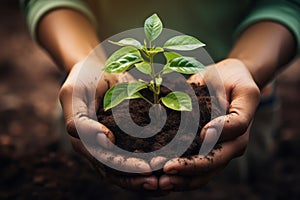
[20,0,300,61]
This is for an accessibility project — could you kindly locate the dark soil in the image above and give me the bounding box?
[98,84,219,158]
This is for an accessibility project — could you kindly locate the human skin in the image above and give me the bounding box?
[37,8,296,191]
[159,21,296,190]
[38,9,159,190]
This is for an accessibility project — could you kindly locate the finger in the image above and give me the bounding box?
[71,136,152,179]
[150,156,168,171]
[163,131,249,175]
[187,71,206,86]
[116,72,137,83]
[110,176,171,196]
[59,60,116,148]
[70,137,159,191]
[95,72,118,111]
[200,79,259,143]
[59,83,115,148]
[109,175,158,191]
[85,143,152,175]
[159,167,223,191]
[202,62,260,142]
[70,136,107,178]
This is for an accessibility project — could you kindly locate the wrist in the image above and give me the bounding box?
[228,22,296,89]
[227,56,271,90]
[220,58,261,91]
[37,8,100,73]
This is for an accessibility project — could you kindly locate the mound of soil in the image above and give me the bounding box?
[98,84,222,158]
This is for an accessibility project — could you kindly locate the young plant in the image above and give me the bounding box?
[103,13,206,111]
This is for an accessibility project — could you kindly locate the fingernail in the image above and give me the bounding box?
[96,133,112,149]
[204,128,218,144]
[163,160,177,172]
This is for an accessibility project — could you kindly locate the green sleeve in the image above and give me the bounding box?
[236,0,300,53]
[20,0,97,41]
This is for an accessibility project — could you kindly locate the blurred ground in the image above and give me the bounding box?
[1,1,300,200]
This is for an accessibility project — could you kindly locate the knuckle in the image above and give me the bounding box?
[235,145,247,158]
[227,113,249,136]
[59,85,73,100]
[65,119,79,138]
[249,83,261,100]
[236,115,249,134]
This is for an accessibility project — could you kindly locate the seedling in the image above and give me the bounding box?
[103,13,206,111]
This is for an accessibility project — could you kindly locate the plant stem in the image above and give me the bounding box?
[149,54,159,104]
[140,95,154,105]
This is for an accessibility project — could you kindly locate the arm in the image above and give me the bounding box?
[230,0,300,88]
[161,1,300,191]
[229,21,296,89]
[38,8,99,72]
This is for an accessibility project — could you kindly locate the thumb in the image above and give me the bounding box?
[200,82,260,143]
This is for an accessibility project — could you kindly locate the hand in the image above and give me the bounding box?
[59,58,158,190]
[70,136,159,191]
[159,58,260,191]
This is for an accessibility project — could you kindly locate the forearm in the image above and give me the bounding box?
[37,8,99,72]
[229,21,296,89]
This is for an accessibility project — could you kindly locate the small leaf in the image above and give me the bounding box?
[161,92,192,111]
[162,52,182,74]
[103,83,143,110]
[168,56,205,74]
[103,84,128,110]
[135,61,152,74]
[126,92,143,100]
[144,13,163,42]
[164,51,181,62]
[104,46,143,73]
[164,35,205,51]
[162,63,174,75]
[127,81,148,96]
[148,47,164,55]
[155,77,162,86]
[109,38,142,49]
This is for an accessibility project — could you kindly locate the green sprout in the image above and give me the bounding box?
[103,13,206,111]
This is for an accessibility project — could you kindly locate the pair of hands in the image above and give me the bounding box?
[59,58,260,192]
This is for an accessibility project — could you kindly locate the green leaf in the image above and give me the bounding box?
[162,52,182,74]
[162,63,174,75]
[135,61,152,74]
[127,81,148,96]
[161,92,192,111]
[168,56,205,74]
[103,83,142,110]
[155,77,162,86]
[128,92,144,100]
[144,13,163,42]
[148,47,164,55]
[104,46,143,73]
[164,51,181,62]
[109,38,142,49]
[103,84,128,110]
[164,35,205,51]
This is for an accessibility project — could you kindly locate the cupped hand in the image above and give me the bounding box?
[70,136,159,191]
[159,58,260,191]
[59,57,159,190]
